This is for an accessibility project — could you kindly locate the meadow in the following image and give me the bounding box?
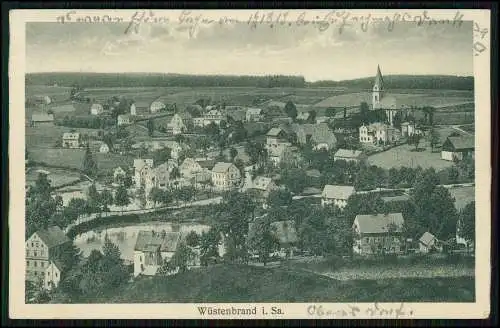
[75,264,474,303]
[26,166,82,188]
[26,125,100,148]
[448,185,475,211]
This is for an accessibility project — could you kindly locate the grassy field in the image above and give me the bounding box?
[28,147,134,174]
[88,264,475,303]
[26,126,101,148]
[26,166,82,188]
[367,141,453,170]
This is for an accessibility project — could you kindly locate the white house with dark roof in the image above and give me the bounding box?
[352,213,405,256]
[441,135,475,161]
[25,226,71,285]
[419,232,441,253]
[117,114,132,126]
[44,260,64,290]
[333,149,365,163]
[211,162,241,191]
[150,101,165,113]
[133,230,181,277]
[321,185,356,209]
[62,132,81,148]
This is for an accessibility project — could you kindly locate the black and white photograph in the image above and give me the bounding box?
[9,9,491,319]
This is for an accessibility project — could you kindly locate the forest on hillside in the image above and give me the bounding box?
[26,72,473,90]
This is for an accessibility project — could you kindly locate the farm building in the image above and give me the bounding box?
[33,95,52,105]
[90,103,104,115]
[401,122,422,137]
[265,128,292,166]
[30,113,55,127]
[193,109,225,127]
[352,213,405,256]
[117,114,132,126]
[133,230,181,277]
[150,101,165,113]
[167,113,192,135]
[441,135,475,161]
[245,107,264,122]
[248,176,278,199]
[44,260,64,290]
[290,123,337,151]
[62,132,81,149]
[180,158,215,178]
[321,185,356,209]
[334,149,366,163]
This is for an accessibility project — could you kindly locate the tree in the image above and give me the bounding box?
[246,215,279,265]
[245,141,267,165]
[284,101,297,120]
[100,189,114,212]
[307,110,317,123]
[82,145,98,177]
[114,185,130,208]
[86,183,100,213]
[429,128,440,152]
[26,173,58,236]
[164,241,196,273]
[360,102,369,123]
[136,186,147,209]
[281,168,308,194]
[413,134,421,151]
[147,119,155,137]
[458,201,475,248]
[229,147,238,161]
[185,230,200,247]
[149,187,163,207]
[199,228,221,265]
[298,208,328,256]
[152,148,171,165]
[448,166,460,184]
[325,107,336,118]
[267,189,293,208]
[62,198,87,226]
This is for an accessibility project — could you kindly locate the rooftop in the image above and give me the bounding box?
[322,185,356,200]
[32,226,70,249]
[354,213,405,234]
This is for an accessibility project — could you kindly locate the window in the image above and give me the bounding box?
[55,273,58,278]
[34,251,37,257]
[26,261,29,267]
[34,261,37,267]
[31,242,34,247]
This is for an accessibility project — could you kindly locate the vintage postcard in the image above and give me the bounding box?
[9,9,491,319]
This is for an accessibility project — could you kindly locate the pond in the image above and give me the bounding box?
[73,222,211,263]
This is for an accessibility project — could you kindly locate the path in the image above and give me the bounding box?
[64,196,223,233]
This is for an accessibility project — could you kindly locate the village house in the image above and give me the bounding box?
[62,132,81,149]
[150,100,165,113]
[248,176,278,200]
[133,158,155,189]
[90,103,104,115]
[44,260,64,290]
[359,122,401,145]
[33,95,52,105]
[296,112,311,122]
[419,232,442,253]
[270,220,299,258]
[352,213,405,256]
[211,162,241,191]
[30,113,55,127]
[25,226,71,287]
[333,149,366,163]
[132,140,184,160]
[291,123,337,151]
[441,135,475,161]
[321,185,356,209]
[99,142,110,153]
[154,162,172,189]
[133,230,181,277]
[226,109,247,123]
[245,107,264,122]
[265,127,292,166]
[167,113,192,135]
[400,121,421,137]
[179,158,215,178]
[117,114,132,126]
[193,109,225,127]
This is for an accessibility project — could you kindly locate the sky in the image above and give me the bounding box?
[25,18,474,82]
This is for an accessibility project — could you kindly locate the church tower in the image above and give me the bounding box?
[372,65,384,110]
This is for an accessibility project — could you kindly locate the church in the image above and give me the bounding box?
[371,65,402,127]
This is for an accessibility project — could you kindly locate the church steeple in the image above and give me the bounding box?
[372,64,384,109]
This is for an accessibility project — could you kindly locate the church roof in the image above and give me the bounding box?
[374,65,384,90]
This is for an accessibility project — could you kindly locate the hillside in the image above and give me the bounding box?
[88,265,474,303]
[25,72,473,91]
[308,75,474,91]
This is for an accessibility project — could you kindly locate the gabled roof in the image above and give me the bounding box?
[354,213,405,234]
[48,260,65,272]
[134,230,181,252]
[419,232,437,246]
[444,136,475,151]
[266,127,285,137]
[227,109,247,122]
[322,185,355,200]
[270,220,299,244]
[251,176,274,191]
[33,226,70,249]
[134,159,154,171]
[246,107,263,115]
[334,149,363,159]
[196,158,216,170]
[31,113,54,122]
[212,162,235,173]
